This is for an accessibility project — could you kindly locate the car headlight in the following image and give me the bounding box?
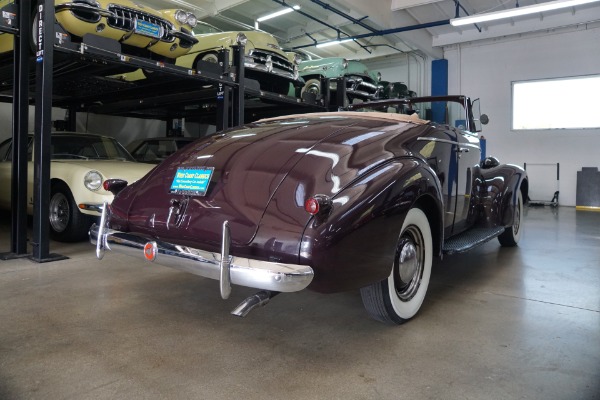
[174,9,188,24]
[342,59,348,69]
[236,32,248,46]
[84,170,103,192]
[293,53,302,65]
[186,13,197,27]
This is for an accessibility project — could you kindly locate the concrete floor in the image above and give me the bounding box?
[0,206,598,400]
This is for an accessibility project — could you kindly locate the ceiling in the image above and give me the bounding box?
[145,0,600,61]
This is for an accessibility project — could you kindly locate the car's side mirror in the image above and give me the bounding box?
[480,114,489,125]
[480,156,500,169]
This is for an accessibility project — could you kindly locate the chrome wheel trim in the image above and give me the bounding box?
[49,192,70,233]
[394,227,424,302]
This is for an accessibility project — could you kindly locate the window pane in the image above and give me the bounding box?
[512,75,600,130]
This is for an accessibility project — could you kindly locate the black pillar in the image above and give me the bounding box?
[30,0,65,262]
[216,82,230,132]
[6,0,31,258]
[231,44,245,127]
[336,77,347,109]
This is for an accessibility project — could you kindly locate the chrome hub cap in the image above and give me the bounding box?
[305,82,320,95]
[399,242,418,283]
[394,226,424,302]
[49,193,69,233]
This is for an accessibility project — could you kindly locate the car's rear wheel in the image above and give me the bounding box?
[498,190,524,247]
[360,207,433,324]
[49,182,91,242]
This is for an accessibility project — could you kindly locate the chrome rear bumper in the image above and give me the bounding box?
[89,205,314,299]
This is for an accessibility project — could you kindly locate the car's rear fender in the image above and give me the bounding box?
[300,158,443,294]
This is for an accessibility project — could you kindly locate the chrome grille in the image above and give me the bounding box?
[248,50,294,74]
[107,4,174,41]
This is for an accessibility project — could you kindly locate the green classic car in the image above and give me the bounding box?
[296,57,382,102]
[174,21,303,95]
[0,0,198,60]
[380,81,417,99]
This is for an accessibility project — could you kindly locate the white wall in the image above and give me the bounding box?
[75,113,166,147]
[444,24,600,206]
[0,105,66,143]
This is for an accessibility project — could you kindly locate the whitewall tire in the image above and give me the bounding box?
[361,207,433,324]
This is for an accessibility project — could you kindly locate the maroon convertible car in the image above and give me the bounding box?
[90,95,528,324]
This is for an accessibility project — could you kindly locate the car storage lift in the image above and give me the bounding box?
[0,0,333,262]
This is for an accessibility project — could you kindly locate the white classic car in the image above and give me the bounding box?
[0,132,154,241]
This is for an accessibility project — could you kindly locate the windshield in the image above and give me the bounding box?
[192,22,222,35]
[51,135,135,161]
[349,98,470,131]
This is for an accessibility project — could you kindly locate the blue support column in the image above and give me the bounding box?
[431,59,448,124]
[431,59,448,96]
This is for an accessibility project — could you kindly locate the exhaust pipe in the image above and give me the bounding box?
[231,290,279,317]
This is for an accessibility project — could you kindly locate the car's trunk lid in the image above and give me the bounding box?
[122,114,417,252]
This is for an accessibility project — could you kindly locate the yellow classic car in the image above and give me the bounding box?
[174,21,303,94]
[0,0,198,60]
[0,132,154,241]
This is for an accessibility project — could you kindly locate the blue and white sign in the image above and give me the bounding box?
[169,167,214,196]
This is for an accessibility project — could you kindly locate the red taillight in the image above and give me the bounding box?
[304,195,333,217]
[103,179,128,195]
[305,197,320,215]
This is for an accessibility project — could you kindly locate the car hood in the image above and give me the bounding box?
[191,31,287,58]
[113,113,425,253]
[52,159,154,182]
[298,58,377,81]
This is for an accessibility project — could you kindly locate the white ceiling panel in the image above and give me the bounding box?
[146,0,600,60]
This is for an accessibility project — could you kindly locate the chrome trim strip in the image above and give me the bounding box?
[55,3,115,20]
[169,30,199,46]
[458,142,480,150]
[417,137,480,150]
[89,224,314,294]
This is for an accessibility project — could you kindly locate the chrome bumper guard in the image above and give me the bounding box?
[90,203,314,299]
[79,203,104,213]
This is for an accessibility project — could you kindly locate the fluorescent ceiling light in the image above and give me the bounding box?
[257,5,300,22]
[316,39,352,48]
[450,0,600,26]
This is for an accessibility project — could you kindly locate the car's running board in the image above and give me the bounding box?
[443,227,506,255]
